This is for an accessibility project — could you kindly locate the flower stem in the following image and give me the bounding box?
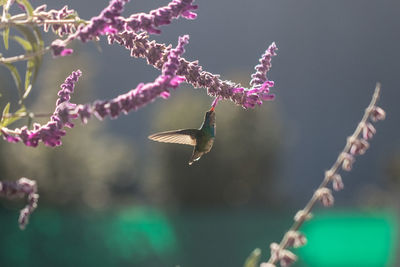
[266,83,382,265]
[0,46,50,63]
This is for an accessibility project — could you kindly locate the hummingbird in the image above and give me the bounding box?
[148,106,216,165]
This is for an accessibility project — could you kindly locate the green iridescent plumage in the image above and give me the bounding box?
[148,108,216,165]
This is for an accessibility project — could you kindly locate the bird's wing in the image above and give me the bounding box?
[148,129,199,146]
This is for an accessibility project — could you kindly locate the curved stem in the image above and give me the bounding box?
[1,0,13,23]
[266,83,382,265]
[0,46,50,63]
[2,111,53,119]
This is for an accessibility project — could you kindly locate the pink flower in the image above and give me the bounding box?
[370,106,386,121]
[1,71,82,147]
[0,177,39,230]
[315,187,334,207]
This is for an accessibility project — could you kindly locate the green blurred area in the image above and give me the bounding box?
[0,208,397,267]
[298,212,398,267]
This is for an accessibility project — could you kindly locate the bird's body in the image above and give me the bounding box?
[148,108,216,165]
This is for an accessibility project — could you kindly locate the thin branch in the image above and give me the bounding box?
[0,18,81,29]
[1,0,13,23]
[2,111,53,119]
[0,46,50,63]
[265,83,383,265]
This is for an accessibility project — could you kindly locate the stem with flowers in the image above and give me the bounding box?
[259,83,386,267]
[0,177,38,230]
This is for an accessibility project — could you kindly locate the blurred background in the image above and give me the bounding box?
[0,0,399,266]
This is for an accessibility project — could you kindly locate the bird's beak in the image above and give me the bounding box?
[209,106,215,112]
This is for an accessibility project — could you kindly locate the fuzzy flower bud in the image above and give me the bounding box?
[294,210,313,222]
[50,39,74,57]
[286,231,307,248]
[341,152,355,171]
[349,137,369,155]
[315,187,334,207]
[325,171,344,191]
[362,122,376,140]
[369,106,386,122]
[270,243,297,267]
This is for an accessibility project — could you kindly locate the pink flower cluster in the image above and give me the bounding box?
[0,177,39,229]
[2,0,277,148]
[2,35,188,147]
[109,31,277,109]
[50,0,197,56]
[49,0,276,108]
[1,70,82,147]
[124,0,197,34]
[35,5,78,36]
[74,35,189,122]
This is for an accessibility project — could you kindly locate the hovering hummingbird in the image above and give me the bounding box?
[148,106,216,165]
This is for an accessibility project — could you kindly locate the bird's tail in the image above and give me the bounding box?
[188,149,204,165]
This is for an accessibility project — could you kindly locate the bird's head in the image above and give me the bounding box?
[205,106,216,125]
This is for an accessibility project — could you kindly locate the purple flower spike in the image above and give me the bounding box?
[69,35,189,122]
[125,0,198,34]
[1,129,20,143]
[39,5,78,37]
[0,177,39,230]
[67,0,129,43]
[250,42,278,87]
[1,70,82,147]
[109,31,277,109]
[162,35,189,77]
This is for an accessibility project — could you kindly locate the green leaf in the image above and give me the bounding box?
[11,35,33,51]
[3,26,10,50]
[1,102,10,123]
[0,0,6,6]
[6,105,26,126]
[31,26,44,82]
[24,58,35,95]
[2,63,23,97]
[244,248,262,267]
[16,0,34,16]
[0,104,26,128]
[15,26,37,50]
[22,84,32,100]
[15,25,44,100]
[32,27,44,50]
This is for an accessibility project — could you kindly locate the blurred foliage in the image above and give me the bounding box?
[386,153,400,188]
[243,248,261,267]
[0,207,178,267]
[146,73,283,208]
[0,51,141,209]
[355,151,400,209]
